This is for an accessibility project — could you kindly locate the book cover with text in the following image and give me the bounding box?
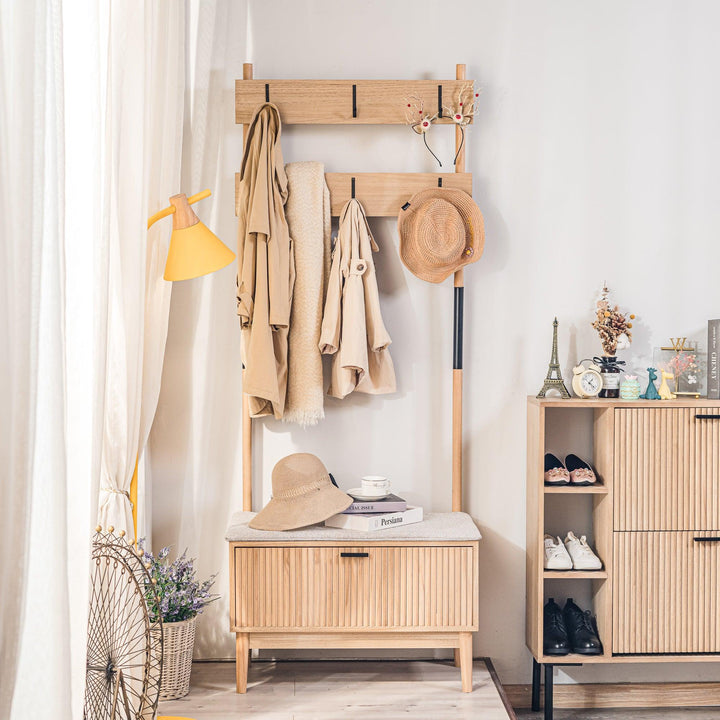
[325,506,423,531]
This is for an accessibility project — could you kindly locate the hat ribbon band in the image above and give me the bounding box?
[272,475,330,500]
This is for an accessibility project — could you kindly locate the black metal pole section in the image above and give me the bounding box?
[453,287,464,369]
[544,664,554,720]
[531,659,541,712]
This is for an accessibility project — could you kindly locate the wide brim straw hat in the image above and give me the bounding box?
[397,187,484,283]
[249,453,352,531]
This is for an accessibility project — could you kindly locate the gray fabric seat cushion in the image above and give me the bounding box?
[225,511,481,542]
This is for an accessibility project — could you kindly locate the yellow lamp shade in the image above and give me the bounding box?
[160,193,235,281]
[164,221,235,281]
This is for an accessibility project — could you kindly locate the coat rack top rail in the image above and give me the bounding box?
[234,171,472,218]
[235,79,475,126]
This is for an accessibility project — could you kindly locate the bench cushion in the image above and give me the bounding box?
[226,511,481,542]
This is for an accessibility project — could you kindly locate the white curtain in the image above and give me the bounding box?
[97,2,185,543]
[149,0,244,659]
[137,5,186,543]
[0,0,99,717]
[1,1,186,716]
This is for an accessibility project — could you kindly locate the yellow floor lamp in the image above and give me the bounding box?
[133,191,235,538]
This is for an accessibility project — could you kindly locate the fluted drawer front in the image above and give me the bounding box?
[613,531,720,654]
[234,545,477,631]
[614,408,720,531]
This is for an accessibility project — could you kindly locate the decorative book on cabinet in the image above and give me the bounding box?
[526,397,720,720]
[228,64,481,694]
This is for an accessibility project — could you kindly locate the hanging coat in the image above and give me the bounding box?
[319,199,396,399]
[236,103,294,418]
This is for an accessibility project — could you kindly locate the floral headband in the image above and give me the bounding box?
[405,83,479,167]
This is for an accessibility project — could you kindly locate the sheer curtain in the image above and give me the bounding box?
[0,1,97,718]
[150,0,245,659]
[1,1,186,717]
[97,2,185,543]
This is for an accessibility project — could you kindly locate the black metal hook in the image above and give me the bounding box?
[351,177,356,199]
[437,84,443,118]
[265,83,269,102]
[352,84,357,118]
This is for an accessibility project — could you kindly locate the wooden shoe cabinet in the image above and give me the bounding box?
[526,396,720,719]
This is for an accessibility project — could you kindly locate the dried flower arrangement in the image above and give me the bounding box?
[592,285,634,356]
[138,541,218,623]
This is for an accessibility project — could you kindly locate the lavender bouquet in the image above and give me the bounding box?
[138,540,219,624]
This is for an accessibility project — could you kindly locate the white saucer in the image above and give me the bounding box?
[348,488,390,500]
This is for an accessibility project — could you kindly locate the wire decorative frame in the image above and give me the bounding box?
[84,527,163,720]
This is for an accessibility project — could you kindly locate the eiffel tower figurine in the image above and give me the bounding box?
[537,317,571,398]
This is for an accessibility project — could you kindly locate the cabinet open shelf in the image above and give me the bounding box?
[544,485,608,495]
[543,569,607,579]
[540,653,611,664]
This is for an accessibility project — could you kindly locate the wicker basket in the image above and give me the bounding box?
[159,616,197,700]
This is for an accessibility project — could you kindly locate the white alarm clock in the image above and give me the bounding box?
[572,360,603,398]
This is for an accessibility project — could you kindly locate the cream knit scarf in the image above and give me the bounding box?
[283,162,331,426]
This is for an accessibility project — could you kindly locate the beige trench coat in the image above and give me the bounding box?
[236,103,295,418]
[319,199,395,399]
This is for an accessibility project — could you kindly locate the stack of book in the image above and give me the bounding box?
[324,494,423,531]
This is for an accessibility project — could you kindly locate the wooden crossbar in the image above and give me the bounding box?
[235,79,474,125]
[234,172,472,218]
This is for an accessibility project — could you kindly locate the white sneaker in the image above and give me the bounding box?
[544,534,573,570]
[564,532,602,570]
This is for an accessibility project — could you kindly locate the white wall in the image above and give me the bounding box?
[150,0,720,685]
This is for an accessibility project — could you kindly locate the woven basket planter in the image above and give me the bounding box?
[159,616,197,700]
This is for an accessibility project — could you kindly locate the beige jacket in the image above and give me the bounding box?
[236,103,295,418]
[319,199,395,399]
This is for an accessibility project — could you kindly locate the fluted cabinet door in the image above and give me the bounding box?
[614,409,720,531]
[233,545,477,632]
[613,531,720,654]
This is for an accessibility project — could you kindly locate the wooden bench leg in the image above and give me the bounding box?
[458,632,473,693]
[236,633,249,693]
[453,648,461,667]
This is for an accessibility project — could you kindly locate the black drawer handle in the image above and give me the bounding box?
[340,552,369,558]
[695,414,720,419]
[693,537,720,542]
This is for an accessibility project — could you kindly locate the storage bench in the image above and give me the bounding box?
[226,511,481,692]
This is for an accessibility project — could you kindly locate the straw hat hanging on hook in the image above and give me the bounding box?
[397,187,484,284]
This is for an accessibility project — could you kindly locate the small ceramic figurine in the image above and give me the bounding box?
[640,368,661,400]
[657,369,677,400]
[620,375,641,400]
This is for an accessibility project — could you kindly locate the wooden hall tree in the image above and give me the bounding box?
[229,64,482,694]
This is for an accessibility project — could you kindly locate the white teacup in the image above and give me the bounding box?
[361,475,389,495]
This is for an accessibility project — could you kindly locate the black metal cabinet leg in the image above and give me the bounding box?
[544,663,553,720]
[531,659,541,711]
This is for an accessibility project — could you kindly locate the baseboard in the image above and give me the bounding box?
[506,682,720,709]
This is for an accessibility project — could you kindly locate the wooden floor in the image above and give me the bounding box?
[158,660,514,719]
[516,711,720,719]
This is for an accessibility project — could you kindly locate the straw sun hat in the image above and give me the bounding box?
[249,453,352,531]
[397,187,484,283]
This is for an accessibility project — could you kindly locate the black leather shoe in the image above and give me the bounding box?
[543,597,570,655]
[563,598,603,655]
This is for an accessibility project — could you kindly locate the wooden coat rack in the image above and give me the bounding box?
[237,64,473,514]
[230,65,481,696]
